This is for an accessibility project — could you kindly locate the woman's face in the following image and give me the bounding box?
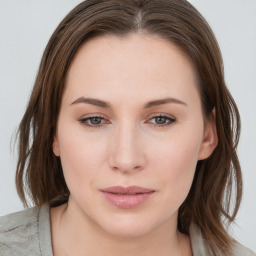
[53,33,217,237]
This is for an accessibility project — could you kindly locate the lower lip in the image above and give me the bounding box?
[101,191,154,209]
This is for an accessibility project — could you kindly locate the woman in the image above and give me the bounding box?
[0,0,255,255]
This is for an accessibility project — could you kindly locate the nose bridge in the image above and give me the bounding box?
[109,119,145,173]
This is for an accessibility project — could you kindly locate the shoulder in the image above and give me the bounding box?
[0,206,39,228]
[189,222,256,256]
[232,241,256,256]
[0,205,46,256]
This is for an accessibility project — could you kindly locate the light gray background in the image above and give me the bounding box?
[0,0,255,251]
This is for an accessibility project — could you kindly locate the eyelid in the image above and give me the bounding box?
[146,112,176,120]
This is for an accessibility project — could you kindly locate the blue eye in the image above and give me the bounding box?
[79,114,176,129]
[149,115,176,127]
[79,116,105,128]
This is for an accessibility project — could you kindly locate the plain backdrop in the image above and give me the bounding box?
[0,0,255,251]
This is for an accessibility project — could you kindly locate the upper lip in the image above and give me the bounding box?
[101,186,155,195]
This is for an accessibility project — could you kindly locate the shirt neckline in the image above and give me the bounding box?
[38,204,54,256]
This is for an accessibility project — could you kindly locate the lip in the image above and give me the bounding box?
[100,186,155,209]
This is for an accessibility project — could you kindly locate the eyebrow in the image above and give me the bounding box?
[71,97,187,108]
[144,98,187,108]
[71,97,110,108]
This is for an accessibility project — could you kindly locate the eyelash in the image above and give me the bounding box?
[78,114,176,129]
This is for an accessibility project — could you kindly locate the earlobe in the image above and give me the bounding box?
[198,109,218,160]
[53,136,60,156]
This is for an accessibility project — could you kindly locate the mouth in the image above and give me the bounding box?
[100,186,155,209]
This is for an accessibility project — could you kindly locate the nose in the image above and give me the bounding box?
[108,121,146,174]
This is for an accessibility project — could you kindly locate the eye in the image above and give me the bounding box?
[78,114,176,129]
[79,116,107,128]
[149,114,176,127]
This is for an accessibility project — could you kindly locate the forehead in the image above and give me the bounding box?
[63,33,199,106]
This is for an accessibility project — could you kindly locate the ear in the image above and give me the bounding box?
[198,109,218,160]
[52,136,60,157]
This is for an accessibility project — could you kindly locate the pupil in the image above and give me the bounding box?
[91,117,101,124]
[156,117,166,124]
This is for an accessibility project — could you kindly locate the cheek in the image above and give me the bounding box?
[149,130,202,205]
[57,128,108,190]
[152,142,198,185]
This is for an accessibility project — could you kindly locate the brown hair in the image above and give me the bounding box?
[16,0,242,255]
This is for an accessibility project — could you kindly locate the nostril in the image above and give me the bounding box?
[111,164,142,173]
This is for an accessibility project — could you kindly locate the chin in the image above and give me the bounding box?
[104,223,154,238]
[97,212,164,239]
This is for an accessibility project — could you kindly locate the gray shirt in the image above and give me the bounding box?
[0,204,255,256]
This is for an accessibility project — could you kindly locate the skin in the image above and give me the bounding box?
[51,32,217,256]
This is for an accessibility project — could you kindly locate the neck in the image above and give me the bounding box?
[51,201,192,256]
